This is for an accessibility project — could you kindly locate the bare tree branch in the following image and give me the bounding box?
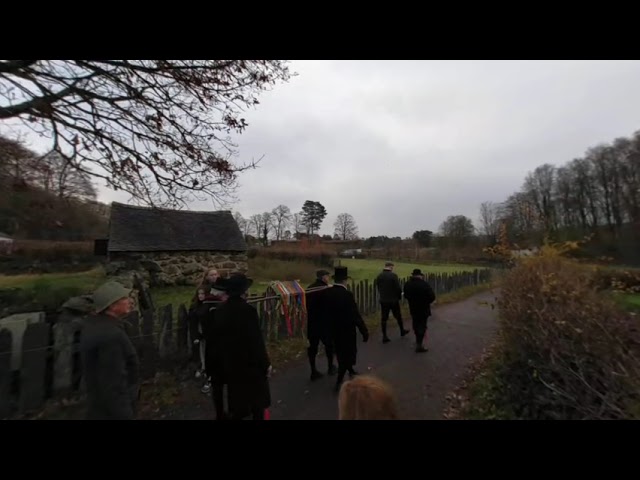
[333,213,359,240]
[0,60,293,207]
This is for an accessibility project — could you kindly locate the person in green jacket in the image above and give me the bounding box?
[80,281,140,420]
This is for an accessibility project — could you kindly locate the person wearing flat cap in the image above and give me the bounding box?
[325,266,369,392]
[402,269,436,353]
[306,268,336,381]
[80,281,140,420]
[210,273,272,420]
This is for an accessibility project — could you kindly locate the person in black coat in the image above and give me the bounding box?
[402,269,436,353]
[210,273,271,420]
[375,262,410,343]
[187,288,208,368]
[189,285,228,420]
[190,269,227,382]
[326,266,369,393]
[306,269,336,380]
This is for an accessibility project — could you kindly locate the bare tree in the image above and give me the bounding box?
[478,201,500,241]
[523,164,557,235]
[569,158,600,229]
[32,151,96,200]
[491,130,640,248]
[270,204,291,240]
[292,212,304,237]
[0,135,96,200]
[587,144,625,235]
[618,133,640,222]
[0,133,40,185]
[333,213,359,240]
[260,211,274,245]
[249,214,262,243]
[0,60,292,207]
[233,211,252,238]
[497,193,540,244]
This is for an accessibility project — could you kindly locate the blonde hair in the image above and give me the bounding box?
[338,375,399,420]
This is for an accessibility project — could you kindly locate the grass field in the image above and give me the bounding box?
[0,269,255,312]
[0,258,485,312]
[336,258,481,283]
[0,267,106,290]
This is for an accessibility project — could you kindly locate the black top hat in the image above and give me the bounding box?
[316,269,330,278]
[332,266,349,281]
[412,268,423,276]
[218,273,253,296]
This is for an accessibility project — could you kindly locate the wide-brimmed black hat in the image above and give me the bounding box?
[332,266,350,281]
[412,268,423,276]
[217,273,253,296]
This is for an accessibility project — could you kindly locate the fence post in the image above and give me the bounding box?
[52,319,82,396]
[364,279,370,315]
[159,305,173,358]
[19,319,49,413]
[140,309,157,379]
[0,329,12,418]
[177,304,188,354]
[372,278,377,310]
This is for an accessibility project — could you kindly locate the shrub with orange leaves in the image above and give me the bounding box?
[495,248,640,419]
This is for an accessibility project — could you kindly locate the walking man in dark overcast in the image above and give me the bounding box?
[375,262,410,343]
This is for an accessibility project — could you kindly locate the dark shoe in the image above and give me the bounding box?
[310,370,324,381]
[415,345,428,353]
[327,365,337,375]
[348,369,359,377]
[401,329,410,337]
[383,336,391,344]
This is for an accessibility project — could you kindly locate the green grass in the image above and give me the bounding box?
[623,293,640,306]
[152,286,195,312]
[459,351,517,420]
[335,258,482,283]
[0,267,106,290]
[437,283,497,305]
[0,258,487,315]
[614,292,640,312]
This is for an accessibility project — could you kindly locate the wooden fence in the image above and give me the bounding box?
[0,268,491,418]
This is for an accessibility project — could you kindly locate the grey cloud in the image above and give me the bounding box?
[6,60,640,238]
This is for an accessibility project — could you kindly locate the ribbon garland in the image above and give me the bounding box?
[224,282,333,340]
[264,280,330,338]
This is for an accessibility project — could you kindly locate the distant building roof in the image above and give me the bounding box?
[107,202,247,253]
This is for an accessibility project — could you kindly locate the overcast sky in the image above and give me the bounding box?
[7,60,640,238]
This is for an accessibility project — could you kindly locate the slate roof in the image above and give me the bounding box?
[107,202,247,252]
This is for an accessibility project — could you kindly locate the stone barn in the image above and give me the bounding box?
[104,202,248,287]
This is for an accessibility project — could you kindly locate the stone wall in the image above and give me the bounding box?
[106,251,248,287]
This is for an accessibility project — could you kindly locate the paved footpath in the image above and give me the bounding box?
[267,289,500,420]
